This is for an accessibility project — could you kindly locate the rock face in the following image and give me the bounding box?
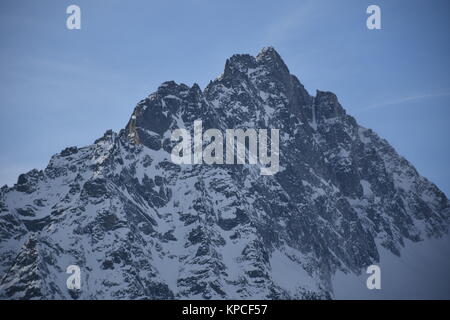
[0,47,448,299]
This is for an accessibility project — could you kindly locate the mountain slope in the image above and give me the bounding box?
[0,47,448,299]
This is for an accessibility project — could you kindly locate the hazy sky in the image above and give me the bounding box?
[0,0,449,196]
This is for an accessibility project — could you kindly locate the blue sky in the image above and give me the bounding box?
[0,0,449,195]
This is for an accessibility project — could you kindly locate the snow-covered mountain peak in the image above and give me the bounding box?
[0,47,448,299]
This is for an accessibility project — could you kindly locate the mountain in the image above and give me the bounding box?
[0,47,448,299]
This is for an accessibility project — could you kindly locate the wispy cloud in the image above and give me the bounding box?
[0,54,120,85]
[360,91,450,112]
[264,1,327,44]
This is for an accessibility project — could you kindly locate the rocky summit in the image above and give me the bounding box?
[0,47,448,299]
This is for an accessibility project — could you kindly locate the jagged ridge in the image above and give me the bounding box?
[0,47,448,299]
